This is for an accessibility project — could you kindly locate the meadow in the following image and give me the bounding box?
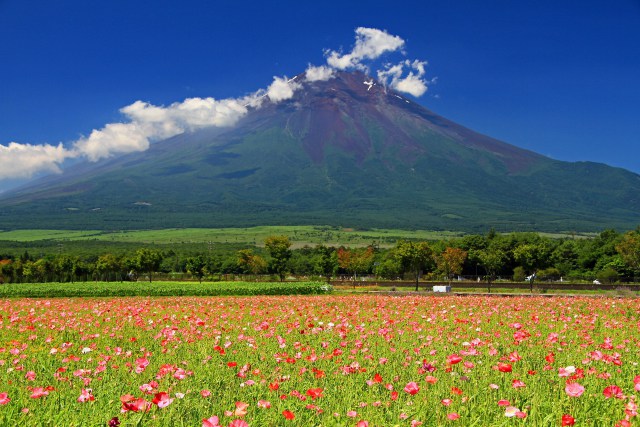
[0,226,593,248]
[0,295,637,426]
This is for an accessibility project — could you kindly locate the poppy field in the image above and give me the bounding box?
[0,295,638,426]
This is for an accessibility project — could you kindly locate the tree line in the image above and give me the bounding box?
[1,228,639,286]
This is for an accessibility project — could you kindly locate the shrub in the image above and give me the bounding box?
[596,268,619,284]
[513,266,526,282]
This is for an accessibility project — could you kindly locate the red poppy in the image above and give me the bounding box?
[562,414,576,426]
[603,385,624,399]
[447,354,462,365]
[282,410,295,420]
[306,388,323,399]
[498,363,512,373]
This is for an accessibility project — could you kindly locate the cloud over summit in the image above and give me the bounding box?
[1,27,433,182]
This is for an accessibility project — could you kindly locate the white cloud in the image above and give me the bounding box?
[266,76,302,102]
[1,27,434,183]
[73,96,254,161]
[378,59,429,97]
[305,64,335,82]
[393,73,428,97]
[0,142,70,180]
[73,123,150,162]
[325,27,405,70]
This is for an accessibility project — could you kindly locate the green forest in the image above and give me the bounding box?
[1,227,639,285]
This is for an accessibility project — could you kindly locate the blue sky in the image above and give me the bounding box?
[1,0,639,190]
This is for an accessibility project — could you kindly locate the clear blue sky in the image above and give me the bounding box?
[1,0,639,187]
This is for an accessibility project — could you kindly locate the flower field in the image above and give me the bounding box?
[0,295,638,426]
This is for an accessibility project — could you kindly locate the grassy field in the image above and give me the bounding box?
[0,226,468,247]
[0,226,596,247]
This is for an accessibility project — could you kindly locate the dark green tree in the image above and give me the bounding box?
[477,246,506,293]
[185,255,207,283]
[394,240,433,291]
[95,254,120,282]
[616,230,640,276]
[264,236,292,281]
[312,245,338,282]
[135,248,164,283]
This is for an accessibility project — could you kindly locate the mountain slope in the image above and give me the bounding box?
[1,71,639,232]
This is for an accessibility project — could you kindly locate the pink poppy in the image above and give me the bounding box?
[152,392,174,408]
[202,416,220,427]
[404,382,420,395]
[0,393,10,405]
[77,389,95,403]
[504,406,520,417]
[257,400,271,409]
[234,401,248,417]
[30,387,49,399]
[512,379,526,389]
[565,382,585,397]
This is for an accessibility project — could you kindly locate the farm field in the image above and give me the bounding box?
[0,226,595,248]
[0,281,331,298]
[0,295,638,426]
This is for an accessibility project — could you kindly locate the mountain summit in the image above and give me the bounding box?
[1,70,639,232]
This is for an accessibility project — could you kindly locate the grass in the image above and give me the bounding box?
[0,226,596,248]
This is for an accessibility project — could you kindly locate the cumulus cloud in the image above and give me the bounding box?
[1,27,434,182]
[0,72,305,175]
[73,96,257,161]
[377,59,430,97]
[325,27,405,70]
[305,64,335,82]
[0,142,70,180]
[266,76,302,102]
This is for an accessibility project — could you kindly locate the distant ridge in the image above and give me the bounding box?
[1,70,639,232]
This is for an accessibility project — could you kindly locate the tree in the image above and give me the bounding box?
[312,245,338,282]
[435,247,467,285]
[264,236,292,281]
[513,242,550,292]
[337,246,375,287]
[56,255,79,283]
[95,254,120,282]
[477,247,506,293]
[236,249,267,276]
[394,240,433,291]
[616,230,640,276]
[135,248,164,283]
[185,255,207,283]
